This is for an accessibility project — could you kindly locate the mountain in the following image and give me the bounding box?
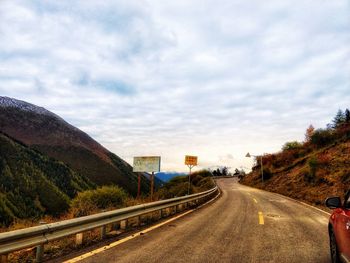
[0,132,94,226]
[0,96,150,196]
[241,110,350,208]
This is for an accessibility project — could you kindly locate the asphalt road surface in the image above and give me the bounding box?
[66,178,331,263]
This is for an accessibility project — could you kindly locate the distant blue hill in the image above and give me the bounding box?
[156,172,186,182]
[143,173,164,187]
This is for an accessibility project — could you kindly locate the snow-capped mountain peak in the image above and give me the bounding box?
[0,96,56,117]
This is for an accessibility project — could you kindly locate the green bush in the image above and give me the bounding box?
[71,186,129,217]
[310,129,335,147]
[307,157,318,183]
[282,141,303,151]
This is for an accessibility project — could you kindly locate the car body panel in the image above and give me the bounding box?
[328,192,350,262]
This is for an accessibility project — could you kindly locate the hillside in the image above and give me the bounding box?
[0,132,94,226]
[156,172,186,182]
[241,109,350,207]
[0,97,150,195]
[157,170,214,199]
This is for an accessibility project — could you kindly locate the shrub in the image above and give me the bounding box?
[157,182,189,199]
[157,170,214,199]
[192,170,212,178]
[71,186,129,217]
[191,174,203,185]
[262,154,276,168]
[273,150,299,168]
[310,129,335,148]
[262,168,273,180]
[282,141,303,151]
[335,123,350,140]
[308,157,318,182]
[197,177,215,189]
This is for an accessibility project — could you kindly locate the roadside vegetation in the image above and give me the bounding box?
[241,108,350,208]
[157,169,215,199]
[0,133,94,227]
[1,169,215,232]
[2,169,215,262]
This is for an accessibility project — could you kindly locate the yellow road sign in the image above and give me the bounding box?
[185,155,198,166]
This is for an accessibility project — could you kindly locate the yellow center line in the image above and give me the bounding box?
[258,212,264,225]
[64,210,194,263]
[253,198,258,203]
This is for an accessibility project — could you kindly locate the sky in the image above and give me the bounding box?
[0,0,349,172]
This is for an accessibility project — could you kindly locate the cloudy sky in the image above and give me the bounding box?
[0,0,349,172]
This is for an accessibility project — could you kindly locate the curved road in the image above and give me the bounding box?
[65,178,331,263]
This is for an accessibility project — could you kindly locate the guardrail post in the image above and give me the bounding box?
[120,220,127,230]
[100,225,106,239]
[112,222,120,230]
[36,244,44,262]
[0,254,8,263]
[76,233,84,246]
[35,220,46,262]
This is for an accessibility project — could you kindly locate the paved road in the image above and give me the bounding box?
[69,178,331,263]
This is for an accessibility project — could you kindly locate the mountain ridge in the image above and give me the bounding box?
[0,96,150,195]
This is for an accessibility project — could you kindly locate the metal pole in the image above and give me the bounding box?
[150,172,154,201]
[137,174,141,199]
[260,155,264,183]
[36,244,44,263]
[187,165,192,195]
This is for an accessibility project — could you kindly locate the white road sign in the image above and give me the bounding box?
[133,156,161,173]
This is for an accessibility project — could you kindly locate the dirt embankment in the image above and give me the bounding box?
[241,140,350,209]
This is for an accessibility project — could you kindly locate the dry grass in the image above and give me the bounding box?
[0,184,188,262]
[241,140,350,211]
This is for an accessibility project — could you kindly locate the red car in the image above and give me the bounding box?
[326,191,350,263]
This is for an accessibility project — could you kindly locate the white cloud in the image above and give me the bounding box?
[0,0,349,172]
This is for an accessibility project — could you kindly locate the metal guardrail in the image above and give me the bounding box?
[0,186,218,262]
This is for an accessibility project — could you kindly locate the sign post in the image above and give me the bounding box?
[137,174,141,199]
[133,156,161,200]
[185,155,198,195]
[150,172,154,200]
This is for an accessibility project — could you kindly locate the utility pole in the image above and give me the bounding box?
[246,152,264,183]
